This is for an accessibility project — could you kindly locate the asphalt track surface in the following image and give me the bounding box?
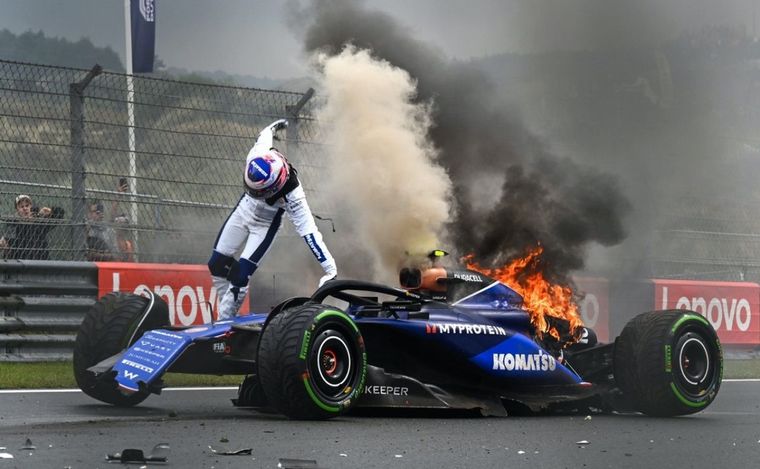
[0,380,759,468]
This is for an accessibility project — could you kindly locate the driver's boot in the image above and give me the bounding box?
[217,285,248,321]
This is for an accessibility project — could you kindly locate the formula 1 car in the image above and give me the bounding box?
[73,259,723,419]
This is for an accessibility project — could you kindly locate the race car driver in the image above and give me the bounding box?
[208,119,337,321]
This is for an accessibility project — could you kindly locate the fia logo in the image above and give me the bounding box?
[213,342,226,354]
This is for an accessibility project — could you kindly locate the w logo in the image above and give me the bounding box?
[139,0,155,22]
[123,370,139,380]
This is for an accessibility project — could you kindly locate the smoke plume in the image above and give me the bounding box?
[291,0,630,282]
[315,46,452,279]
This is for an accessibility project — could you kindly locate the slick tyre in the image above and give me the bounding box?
[614,310,722,416]
[258,303,367,420]
[73,292,169,407]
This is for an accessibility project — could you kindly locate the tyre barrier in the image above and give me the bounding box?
[0,260,98,361]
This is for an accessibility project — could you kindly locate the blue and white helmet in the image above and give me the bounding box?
[244,149,290,199]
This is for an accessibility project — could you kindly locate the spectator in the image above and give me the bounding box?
[0,194,65,260]
[85,199,118,261]
[111,177,129,220]
[113,215,135,262]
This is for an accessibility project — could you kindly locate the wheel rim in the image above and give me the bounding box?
[309,326,357,402]
[673,331,717,398]
[321,348,339,376]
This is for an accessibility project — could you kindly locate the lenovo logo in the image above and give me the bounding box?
[110,271,221,326]
[660,285,752,332]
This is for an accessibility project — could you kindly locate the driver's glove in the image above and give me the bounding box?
[318,273,336,288]
[268,119,288,132]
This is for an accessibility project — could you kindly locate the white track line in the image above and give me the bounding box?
[0,380,757,394]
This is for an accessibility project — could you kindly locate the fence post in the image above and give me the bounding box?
[69,64,102,260]
[285,87,315,164]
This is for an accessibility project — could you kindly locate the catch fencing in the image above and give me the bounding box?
[0,59,329,264]
[3,59,760,284]
[3,59,760,362]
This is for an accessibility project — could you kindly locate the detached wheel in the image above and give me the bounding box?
[258,303,367,420]
[73,292,169,406]
[614,310,722,416]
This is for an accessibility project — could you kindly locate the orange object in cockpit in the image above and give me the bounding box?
[418,267,448,292]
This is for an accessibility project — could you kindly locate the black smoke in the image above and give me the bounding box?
[289,0,631,282]
[456,157,629,282]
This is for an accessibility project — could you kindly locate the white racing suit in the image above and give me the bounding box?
[208,122,337,321]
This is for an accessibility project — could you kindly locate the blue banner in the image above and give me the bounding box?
[130,0,156,73]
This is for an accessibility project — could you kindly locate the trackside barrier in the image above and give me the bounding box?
[1,260,759,362]
[609,278,760,353]
[95,262,251,326]
[653,279,760,346]
[574,277,610,343]
[0,260,98,361]
[0,260,255,362]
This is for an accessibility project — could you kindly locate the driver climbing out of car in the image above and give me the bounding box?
[207,119,338,321]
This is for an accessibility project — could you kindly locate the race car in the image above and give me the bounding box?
[73,256,723,420]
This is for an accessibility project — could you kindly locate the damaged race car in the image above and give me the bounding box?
[73,252,723,419]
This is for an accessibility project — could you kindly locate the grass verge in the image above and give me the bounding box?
[723,358,760,379]
[0,361,243,389]
[1,359,758,389]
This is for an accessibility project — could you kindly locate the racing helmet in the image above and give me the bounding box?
[244,150,290,199]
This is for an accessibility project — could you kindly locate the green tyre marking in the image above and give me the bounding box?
[671,313,710,333]
[303,376,341,413]
[314,310,359,333]
[669,382,708,408]
[664,345,672,373]
[355,352,368,397]
[299,329,312,360]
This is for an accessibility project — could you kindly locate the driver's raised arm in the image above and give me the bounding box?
[248,119,288,157]
[283,187,337,288]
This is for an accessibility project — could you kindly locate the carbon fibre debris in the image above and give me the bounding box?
[278,458,321,468]
[207,445,252,455]
[105,443,169,464]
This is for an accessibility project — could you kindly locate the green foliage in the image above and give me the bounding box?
[0,27,302,88]
[0,29,124,71]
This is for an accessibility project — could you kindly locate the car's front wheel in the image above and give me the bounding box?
[73,292,169,406]
[257,303,367,419]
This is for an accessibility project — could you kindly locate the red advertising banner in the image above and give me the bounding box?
[574,277,610,343]
[653,279,760,345]
[96,262,250,326]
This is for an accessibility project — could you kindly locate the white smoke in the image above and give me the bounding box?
[315,46,453,281]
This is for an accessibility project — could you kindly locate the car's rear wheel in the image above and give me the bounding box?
[257,303,367,419]
[614,310,722,416]
[73,292,169,406]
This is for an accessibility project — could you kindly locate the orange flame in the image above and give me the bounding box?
[464,246,584,344]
